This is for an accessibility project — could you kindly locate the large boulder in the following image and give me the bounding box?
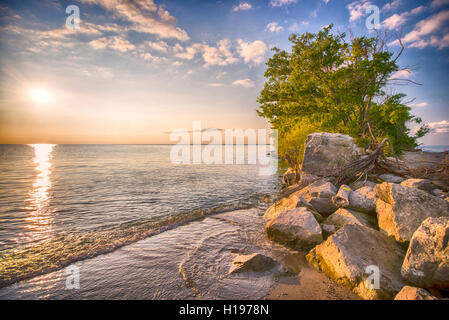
[291,180,338,215]
[266,208,322,250]
[348,186,378,215]
[306,223,406,300]
[301,133,359,177]
[229,253,276,274]
[394,286,438,300]
[375,183,449,244]
[400,178,434,194]
[324,208,375,230]
[401,217,449,291]
[263,196,299,220]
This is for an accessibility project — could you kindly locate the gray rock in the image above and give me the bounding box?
[379,174,405,184]
[375,183,449,244]
[263,195,299,220]
[229,253,276,274]
[320,223,337,239]
[301,133,360,177]
[401,217,449,291]
[400,179,434,193]
[306,223,406,300]
[291,180,338,215]
[433,189,445,198]
[324,208,375,230]
[394,286,438,300]
[348,186,378,215]
[349,180,376,191]
[266,208,323,250]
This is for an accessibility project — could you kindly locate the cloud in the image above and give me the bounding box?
[265,22,284,32]
[383,6,426,30]
[427,120,449,133]
[236,39,267,65]
[175,39,238,67]
[269,0,298,7]
[207,83,224,87]
[347,0,371,22]
[232,2,253,12]
[89,36,135,52]
[232,79,255,88]
[409,102,429,107]
[147,40,169,52]
[79,0,189,41]
[389,69,412,79]
[398,10,449,48]
[431,0,449,9]
[382,0,401,12]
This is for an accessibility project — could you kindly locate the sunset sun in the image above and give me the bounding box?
[29,87,52,105]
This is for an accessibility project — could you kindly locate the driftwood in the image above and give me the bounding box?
[330,138,449,187]
[332,185,351,208]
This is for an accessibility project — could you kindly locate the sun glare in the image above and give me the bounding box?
[29,87,53,105]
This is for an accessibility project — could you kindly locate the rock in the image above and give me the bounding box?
[229,253,276,274]
[375,183,449,244]
[332,185,351,208]
[324,208,375,230]
[349,180,376,191]
[291,180,338,215]
[321,223,337,239]
[379,174,405,184]
[295,196,324,223]
[432,180,449,192]
[400,179,434,194]
[263,196,299,220]
[301,133,360,177]
[306,223,406,300]
[348,186,378,215]
[266,208,323,250]
[394,286,438,300]
[433,189,445,198]
[401,217,449,291]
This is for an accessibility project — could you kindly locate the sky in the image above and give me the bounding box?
[0,0,448,144]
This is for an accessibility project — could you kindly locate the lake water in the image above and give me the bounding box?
[0,144,281,291]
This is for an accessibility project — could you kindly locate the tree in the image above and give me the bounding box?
[257,25,428,165]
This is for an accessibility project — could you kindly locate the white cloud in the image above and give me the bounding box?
[147,40,169,52]
[389,69,412,80]
[232,2,253,12]
[269,0,298,7]
[232,79,255,88]
[265,22,284,33]
[175,39,238,67]
[236,39,267,65]
[347,0,371,22]
[409,102,429,107]
[427,120,449,133]
[399,10,449,48]
[79,0,189,41]
[89,36,135,52]
[382,0,401,12]
[383,6,425,30]
[431,0,449,9]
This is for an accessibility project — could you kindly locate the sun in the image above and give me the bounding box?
[29,88,53,105]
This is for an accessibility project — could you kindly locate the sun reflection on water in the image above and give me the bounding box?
[24,144,56,243]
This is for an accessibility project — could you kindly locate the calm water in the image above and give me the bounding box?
[0,144,280,288]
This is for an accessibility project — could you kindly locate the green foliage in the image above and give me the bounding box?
[257,25,428,165]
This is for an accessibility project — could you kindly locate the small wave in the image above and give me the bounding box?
[0,203,253,289]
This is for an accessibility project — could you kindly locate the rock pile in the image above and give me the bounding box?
[264,132,449,300]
